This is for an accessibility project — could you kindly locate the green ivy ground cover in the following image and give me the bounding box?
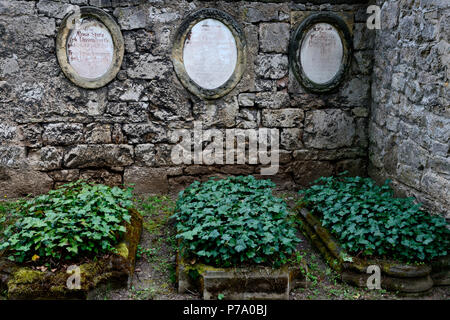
[299,175,449,262]
[0,181,134,264]
[173,176,300,267]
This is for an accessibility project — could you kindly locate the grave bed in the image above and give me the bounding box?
[177,254,304,300]
[0,208,142,300]
[297,207,449,295]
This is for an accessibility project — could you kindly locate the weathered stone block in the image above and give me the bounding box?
[255,54,288,79]
[259,23,290,53]
[80,169,122,186]
[262,109,304,128]
[255,91,290,109]
[194,97,239,128]
[123,123,166,144]
[243,5,280,23]
[0,0,35,16]
[0,146,26,169]
[421,172,450,204]
[0,168,53,198]
[18,124,42,148]
[341,77,370,106]
[352,51,374,75]
[304,109,356,149]
[127,54,171,80]
[238,93,255,107]
[280,128,303,150]
[64,145,134,168]
[0,122,16,143]
[37,0,77,19]
[29,146,64,171]
[353,23,375,50]
[134,143,156,166]
[113,5,148,30]
[47,169,80,182]
[43,123,84,146]
[85,124,112,144]
[146,78,192,121]
[177,258,301,300]
[124,166,169,194]
[237,108,259,129]
[398,139,428,170]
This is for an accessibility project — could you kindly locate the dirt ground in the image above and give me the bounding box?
[90,192,449,301]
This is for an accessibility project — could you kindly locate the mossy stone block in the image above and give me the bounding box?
[177,255,303,300]
[0,208,142,300]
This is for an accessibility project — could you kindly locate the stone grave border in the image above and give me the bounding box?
[289,12,353,93]
[297,206,450,295]
[177,255,304,300]
[0,208,142,300]
[56,6,125,89]
[172,8,247,100]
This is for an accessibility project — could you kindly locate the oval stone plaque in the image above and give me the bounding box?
[289,13,352,93]
[300,23,343,84]
[172,8,247,99]
[56,6,124,89]
[67,18,114,79]
[183,19,238,90]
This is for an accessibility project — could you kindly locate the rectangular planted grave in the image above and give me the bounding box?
[177,256,303,300]
[0,208,142,300]
[297,207,449,295]
[173,176,305,300]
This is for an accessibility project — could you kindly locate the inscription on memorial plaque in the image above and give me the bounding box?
[300,23,343,84]
[67,19,114,79]
[183,19,238,90]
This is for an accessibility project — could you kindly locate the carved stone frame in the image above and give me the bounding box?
[289,12,353,94]
[172,8,247,100]
[56,6,124,89]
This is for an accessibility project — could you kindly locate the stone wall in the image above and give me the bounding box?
[0,0,373,197]
[369,0,449,218]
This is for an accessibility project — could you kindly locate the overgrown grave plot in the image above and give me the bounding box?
[0,181,142,299]
[296,175,450,296]
[172,176,304,300]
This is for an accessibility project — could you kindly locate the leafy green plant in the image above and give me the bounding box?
[0,200,24,237]
[0,181,133,263]
[136,244,158,263]
[173,176,300,267]
[299,175,449,262]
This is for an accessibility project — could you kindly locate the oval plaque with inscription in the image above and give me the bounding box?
[183,19,238,90]
[300,23,343,84]
[290,13,352,93]
[67,19,114,80]
[56,7,124,89]
[173,8,247,100]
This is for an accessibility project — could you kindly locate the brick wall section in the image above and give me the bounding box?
[0,0,373,197]
[369,0,449,218]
